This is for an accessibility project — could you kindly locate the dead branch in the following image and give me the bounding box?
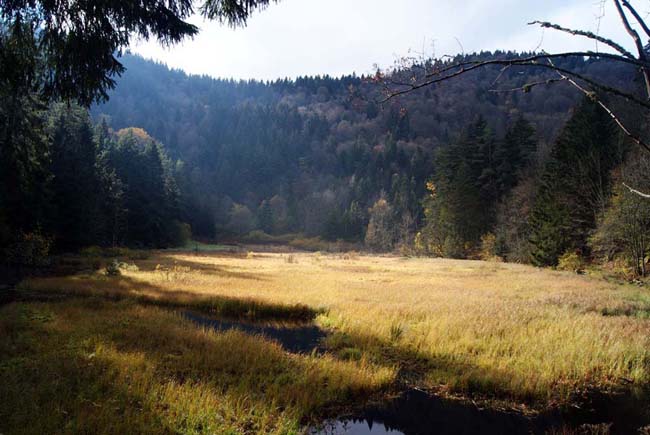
[528,20,636,59]
[623,182,650,198]
[613,0,650,99]
[621,0,650,39]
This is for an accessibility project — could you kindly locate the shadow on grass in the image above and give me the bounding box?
[17,273,320,322]
[0,301,355,434]
[139,255,270,281]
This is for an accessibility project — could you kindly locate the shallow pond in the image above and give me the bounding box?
[310,388,650,435]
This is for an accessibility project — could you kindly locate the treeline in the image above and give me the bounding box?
[4,47,648,277]
[1,102,190,267]
[89,53,650,275]
[417,97,650,275]
[93,53,632,240]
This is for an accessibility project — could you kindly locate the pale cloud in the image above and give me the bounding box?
[131,0,639,80]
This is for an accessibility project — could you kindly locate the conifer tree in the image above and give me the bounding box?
[528,98,619,266]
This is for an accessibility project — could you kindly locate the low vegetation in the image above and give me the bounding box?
[3,250,649,434]
[0,300,392,434]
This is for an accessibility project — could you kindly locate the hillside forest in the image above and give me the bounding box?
[3,51,649,275]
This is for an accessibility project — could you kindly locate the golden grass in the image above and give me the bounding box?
[6,251,650,428]
[0,300,393,435]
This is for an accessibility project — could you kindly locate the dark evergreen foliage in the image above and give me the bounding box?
[529,98,622,266]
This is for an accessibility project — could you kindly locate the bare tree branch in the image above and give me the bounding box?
[487,77,568,93]
[380,55,650,112]
[375,0,650,160]
[529,20,636,59]
[613,0,650,99]
[623,182,650,197]
[545,57,650,154]
[621,0,650,39]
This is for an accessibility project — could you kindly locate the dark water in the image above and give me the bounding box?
[310,388,650,435]
[182,311,327,353]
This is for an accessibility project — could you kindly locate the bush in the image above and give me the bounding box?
[242,231,300,244]
[105,259,121,276]
[365,198,397,252]
[557,250,585,273]
[104,247,150,260]
[4,231,52,268]
[80,246,103,258]
[442,235,464,259]
[169,221,192,247]
[289,237,329,252]
[479,233,497,261]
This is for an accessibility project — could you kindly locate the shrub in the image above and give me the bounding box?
[105,259,121,276]
[442,235,464,259]
[80,246,103,258]
[5,231,52,268]
[478,233,503,262]
[169,221,192,247]
[479,233,497,261]
[365,198,397,252]
[104,247,150,260]
[557,250,585,273]
[244,230,275,244]
[289,237,329,252]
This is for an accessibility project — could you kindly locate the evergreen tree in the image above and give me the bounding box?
[528,98,619,266]
[257,200,274,233]
[46,103,105,249]
[494,117,537,196]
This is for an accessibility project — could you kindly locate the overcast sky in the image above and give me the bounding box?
[132,0,639,80]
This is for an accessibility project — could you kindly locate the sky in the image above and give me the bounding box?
[132,0,639,81]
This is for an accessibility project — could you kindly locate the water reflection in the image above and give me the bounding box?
[311,388,650,435]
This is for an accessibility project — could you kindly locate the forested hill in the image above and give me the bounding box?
[92,52,633,243]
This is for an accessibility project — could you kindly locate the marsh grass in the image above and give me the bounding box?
[6,251,650,429]
[0,300,393,435]
[17,273,320,322]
